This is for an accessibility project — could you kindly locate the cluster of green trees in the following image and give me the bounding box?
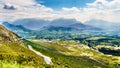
[74,36,120,47]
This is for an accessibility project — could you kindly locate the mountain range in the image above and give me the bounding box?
[85,19,120,31]
[3,18,101,32]
[2,22,31,32]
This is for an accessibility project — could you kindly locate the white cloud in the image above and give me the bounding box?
[0,0,37,6]
[87,0,120,11]
[58,0,120,22]
[0,0,54,22]
[84,0,120,22]
[0,0,120,23]
[62,7,80,13]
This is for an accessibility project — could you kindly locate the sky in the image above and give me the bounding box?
[36,0,95,10]
[0,0,120,23]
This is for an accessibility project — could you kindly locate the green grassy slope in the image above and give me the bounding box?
[0,25,47,68]
[27,40,109,68]
[29,40,120,68]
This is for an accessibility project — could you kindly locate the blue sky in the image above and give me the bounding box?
[36,0,95,10]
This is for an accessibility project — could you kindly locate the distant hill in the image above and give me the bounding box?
[68,23,101,31]
[2,22,31,32]
[42,26,79,31]
[49,18,80,27]
[12,18,101,31]
[13,18,49,30]
[85,19,120,31]
[43,24,101,32]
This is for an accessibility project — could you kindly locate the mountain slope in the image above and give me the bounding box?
[0,24,19,42]
[2,22,31,32]
[29,40,109,68]
[0,25,46,68]
[68,23,101,31]
[42,26,79,31]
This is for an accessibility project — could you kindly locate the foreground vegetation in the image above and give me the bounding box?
[0,25,47,68]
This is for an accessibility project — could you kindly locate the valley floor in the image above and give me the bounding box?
[28,40,120,68]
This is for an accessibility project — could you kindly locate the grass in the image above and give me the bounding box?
[26,40,108,68]
[0,60,24,68]
[0,41,54,68]
[29,40,120,68]
[0,41,47,68]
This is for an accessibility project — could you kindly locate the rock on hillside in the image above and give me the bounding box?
[0,25,20,42]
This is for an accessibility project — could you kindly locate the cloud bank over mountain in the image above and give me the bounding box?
[0,0,119,23]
